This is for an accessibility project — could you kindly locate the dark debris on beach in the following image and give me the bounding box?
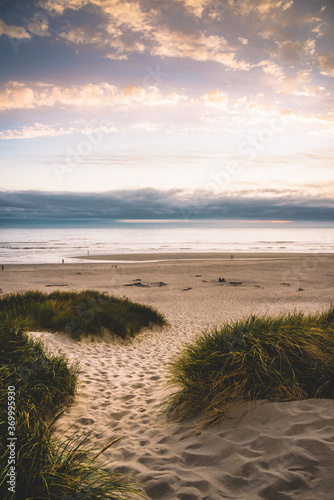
[124,281,167,287]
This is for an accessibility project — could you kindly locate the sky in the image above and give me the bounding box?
[0,0,333,224]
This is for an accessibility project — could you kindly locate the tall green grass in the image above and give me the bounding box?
[164,307,334,425]
[0,290,166,339]
[0,322,143,499]
[0,291,165,497]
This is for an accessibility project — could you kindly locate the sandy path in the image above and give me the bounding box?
[3,254,334,499]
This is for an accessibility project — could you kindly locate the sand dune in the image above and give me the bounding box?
[30,328,334,500]
[4,254,334,499]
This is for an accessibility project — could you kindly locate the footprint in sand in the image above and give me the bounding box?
[77,417,95,425]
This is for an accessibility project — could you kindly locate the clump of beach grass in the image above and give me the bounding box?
[164,306,334,425]
[0,322,143,499]
[0,290,166,339]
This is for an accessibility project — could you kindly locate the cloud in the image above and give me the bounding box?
[0,81,117,110]
[175,0,211,18]
[273,39,316,64]
[179,0,294,22]
[281,0,293,11]
[290,86,326,97]
[121,85,187,106]
[42,0,150,31]
[150,29,251,71]
[59,23,137,59]
[234,1,327,68]
[46,0,252,70]
[277,70,327,96]
[41,0,210,19]
[203,90,229,110]
[317,53,334,77]
[0,82,35,110]
[38,0,86,16]
[0,123,75,140]
[0,81,187,110]
[37,0,330,77]
[0,188,333,223]
[238,0,294,18]
[59,25,102,44]
[0,18,31,40]
[238,37,248,45]
[48,82,118,107]
[27,13,50,37]
[255,60,285,79]
[130,122,163,132]
[36,1,332,63]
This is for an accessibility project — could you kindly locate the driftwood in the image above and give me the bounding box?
[45,284,68,287]
[203,279,244,286]
[124,281,167,287]
[124,282,147,287]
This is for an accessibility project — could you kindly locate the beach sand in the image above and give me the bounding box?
[2,253,334,499]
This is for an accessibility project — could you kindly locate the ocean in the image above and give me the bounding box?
[0,222,333,264]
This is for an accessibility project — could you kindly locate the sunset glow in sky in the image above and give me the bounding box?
[0,0,333,222]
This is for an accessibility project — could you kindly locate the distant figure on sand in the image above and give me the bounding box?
[87,250,89,255]
[1,265,3,271]
[62,259,64,264]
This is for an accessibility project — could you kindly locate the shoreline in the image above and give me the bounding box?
[2,250,333,267]
[74,250,334,262]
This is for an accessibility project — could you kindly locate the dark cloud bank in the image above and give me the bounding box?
[0,189,333,227]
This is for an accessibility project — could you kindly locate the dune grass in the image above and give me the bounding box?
[0,290,166,339]
[164,306,334,425]
[0,290,165,497]
[0,322,143,499]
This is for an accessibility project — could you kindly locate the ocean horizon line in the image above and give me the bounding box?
[1,219,334,229]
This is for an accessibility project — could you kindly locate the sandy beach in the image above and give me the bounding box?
[2,253,334,499]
